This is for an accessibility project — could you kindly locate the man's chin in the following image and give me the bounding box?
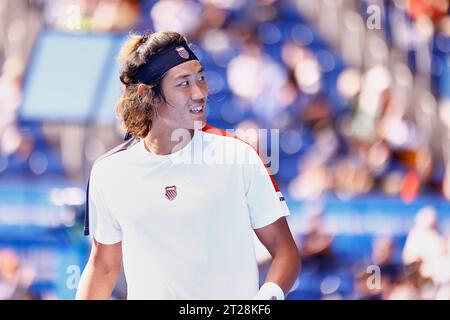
[191,119,206,130]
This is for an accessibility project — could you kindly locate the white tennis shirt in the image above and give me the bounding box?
[87,126,290,299]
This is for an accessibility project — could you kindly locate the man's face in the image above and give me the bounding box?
[156,60,208,131]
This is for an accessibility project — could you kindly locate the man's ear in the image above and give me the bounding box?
[137,84,148,97]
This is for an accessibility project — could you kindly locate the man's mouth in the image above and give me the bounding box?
[189,105,204,114]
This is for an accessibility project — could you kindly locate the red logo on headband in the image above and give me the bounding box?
[176,47,189,59]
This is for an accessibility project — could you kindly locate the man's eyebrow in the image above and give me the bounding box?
[173,68,205,79]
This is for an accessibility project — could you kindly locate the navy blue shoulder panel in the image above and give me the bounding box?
[83,137,139,236]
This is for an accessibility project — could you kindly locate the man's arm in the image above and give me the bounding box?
[254,217,301,298]
[75,239,122,300]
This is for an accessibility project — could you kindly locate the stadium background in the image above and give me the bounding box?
[0,0,449,300]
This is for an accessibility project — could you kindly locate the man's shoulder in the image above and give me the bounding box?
[201,125,250,150]
[91,137,140,174]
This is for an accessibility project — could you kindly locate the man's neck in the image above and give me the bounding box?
[143,126,194,155]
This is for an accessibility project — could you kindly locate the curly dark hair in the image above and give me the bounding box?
[116,31,188,139]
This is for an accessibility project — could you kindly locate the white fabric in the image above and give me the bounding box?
[254,282,285,300]
[88,129,290,299]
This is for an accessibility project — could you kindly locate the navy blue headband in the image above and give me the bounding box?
[132,43,199,84]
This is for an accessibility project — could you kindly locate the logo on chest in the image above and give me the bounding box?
[164,185,177,201]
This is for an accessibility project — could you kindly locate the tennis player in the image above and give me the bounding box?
[76,31,300,300]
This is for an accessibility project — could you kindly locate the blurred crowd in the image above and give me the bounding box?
[0,249,37,300]
[1,203,449,300]
[289,204,450,300]
[0,0,449,300]
[0,0,449,200]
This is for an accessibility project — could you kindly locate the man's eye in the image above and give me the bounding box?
[178,81,189,87]
[199,75,206,81]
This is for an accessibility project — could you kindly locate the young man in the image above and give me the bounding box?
[76,31,300,300]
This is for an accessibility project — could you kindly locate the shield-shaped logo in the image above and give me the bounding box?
[176,46,189,59]
[165,185,177,201]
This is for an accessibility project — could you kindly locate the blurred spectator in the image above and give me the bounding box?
[364,237,403,299]
[408,0,449,22]
[372,237,402,284]
[297,205,335,272]
[0,54,36,170]
[402,206,447,281]
[386,273,422,300]
[352,270,383,300]
[435,236,450,299]
[44,0,139,32]
[0,55,23,129]
[150,0,202,35]
[0,249,36,300]
[227,40,289,122]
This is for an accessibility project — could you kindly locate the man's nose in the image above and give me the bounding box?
[191,82,207,101]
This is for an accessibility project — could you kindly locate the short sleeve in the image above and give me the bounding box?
[242,144,290,229]
[87,164,123,244]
